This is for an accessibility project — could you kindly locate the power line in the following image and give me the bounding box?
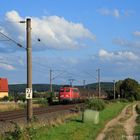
[0,31,25,49]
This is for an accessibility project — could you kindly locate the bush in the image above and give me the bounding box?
[8,95,14,101]
[118,99,129,103]
[24,126,37,140]
[127,96,135,102]
[0,96,9,101]
[134,93,140,101]
[18,103,26,109]
[18,95,26,102]
[136,115,140,124]
[85,98,105,111]
[4,122,22,140]
[34,98,48,106]
[136,104,140,114]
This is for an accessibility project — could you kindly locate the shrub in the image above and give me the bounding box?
[127,96,135,102]
[8,95,14,101]
[34,98,48,106]
[4,122,22,140]
[118,99,129,103]
[85,98,105,111]
[18,95,26,102]
[136,115,140,124]
[136,104,140,114]
[0,96,9,101]
[18,103,26,109]
[24,125,37,140]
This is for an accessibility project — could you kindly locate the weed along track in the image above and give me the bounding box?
[0,104,82,121]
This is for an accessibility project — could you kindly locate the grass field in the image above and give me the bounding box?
[30,102,127,140]
[0,102,41,112]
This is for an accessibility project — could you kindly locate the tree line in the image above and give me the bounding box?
[115,78,140,101]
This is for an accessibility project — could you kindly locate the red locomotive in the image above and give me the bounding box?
[59,85,80,102]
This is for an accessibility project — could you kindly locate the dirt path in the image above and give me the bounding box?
[95,104,137,140]
[123,105,137,140]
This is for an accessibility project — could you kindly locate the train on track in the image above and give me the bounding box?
[59,85,80,102]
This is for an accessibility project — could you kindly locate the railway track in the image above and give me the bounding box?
[0,104,82,121]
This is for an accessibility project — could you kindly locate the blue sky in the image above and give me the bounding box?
[0,0,140,85]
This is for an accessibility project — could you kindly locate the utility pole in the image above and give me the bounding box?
[113,80,116,99]
[83,80,86,88]
[97,68,101,98]
[69,79,75,87]
[26,18,32,122]
[50,69,52,92]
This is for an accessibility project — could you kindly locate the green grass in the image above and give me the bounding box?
[135,125,140,139]
[135,104,140,139]
[32,102,127,140]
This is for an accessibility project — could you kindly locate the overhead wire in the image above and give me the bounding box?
[0,20,98,85]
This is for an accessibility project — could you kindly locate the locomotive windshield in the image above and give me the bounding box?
[72,89,79,93]
[66,88,70,92]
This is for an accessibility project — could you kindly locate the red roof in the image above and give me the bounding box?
[0,78,8,92]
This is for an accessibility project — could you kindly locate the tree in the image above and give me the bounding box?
[120,78,139,101]
[115,80,123,98]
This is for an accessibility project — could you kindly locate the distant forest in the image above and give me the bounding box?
[8,82,114,93]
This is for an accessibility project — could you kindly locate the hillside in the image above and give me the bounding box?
[8,82,113,93]
[86,82,114,90]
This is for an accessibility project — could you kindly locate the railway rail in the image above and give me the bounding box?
[0,104,82,121]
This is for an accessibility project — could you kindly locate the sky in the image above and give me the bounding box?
[0,0,140,85]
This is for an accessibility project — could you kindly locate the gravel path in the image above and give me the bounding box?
[95,103,137,140]
[123,105,137,140]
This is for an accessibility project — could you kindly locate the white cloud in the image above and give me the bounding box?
[0,54,25,71]
[123,10,135,16]
[0,63,15,70]
[99,49,139,61]
[98,8,135,19]
[113,38,140,48]
[133,31,140,37]
[98,8,120,18]
[3,10,96,50]
[113,9,120,18]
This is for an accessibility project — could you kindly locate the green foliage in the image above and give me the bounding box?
[31,116,39,123]
[33,102,127,140]
[18,103,26,109]
[117,99,129,103]
[4,122,22,140]
[116,78,140,101]
[135,125,140,136]
[0,94,26,102]
[17,95,26,102]
[135,87,140,100]
[115,80,123,94]
[136,115,140,124]
[34,98,48,106]
[7,95,14,101]
[127,96,135,102]
[86,82,114,90]
[136,104,140,114]
[9,84,61,93]
[24,125,37,140]
[0,102,127,140]
[0,96,9,101]
[121,78,139,99]
[85,98,105,111]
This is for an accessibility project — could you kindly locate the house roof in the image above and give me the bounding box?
[0,78,8,92]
